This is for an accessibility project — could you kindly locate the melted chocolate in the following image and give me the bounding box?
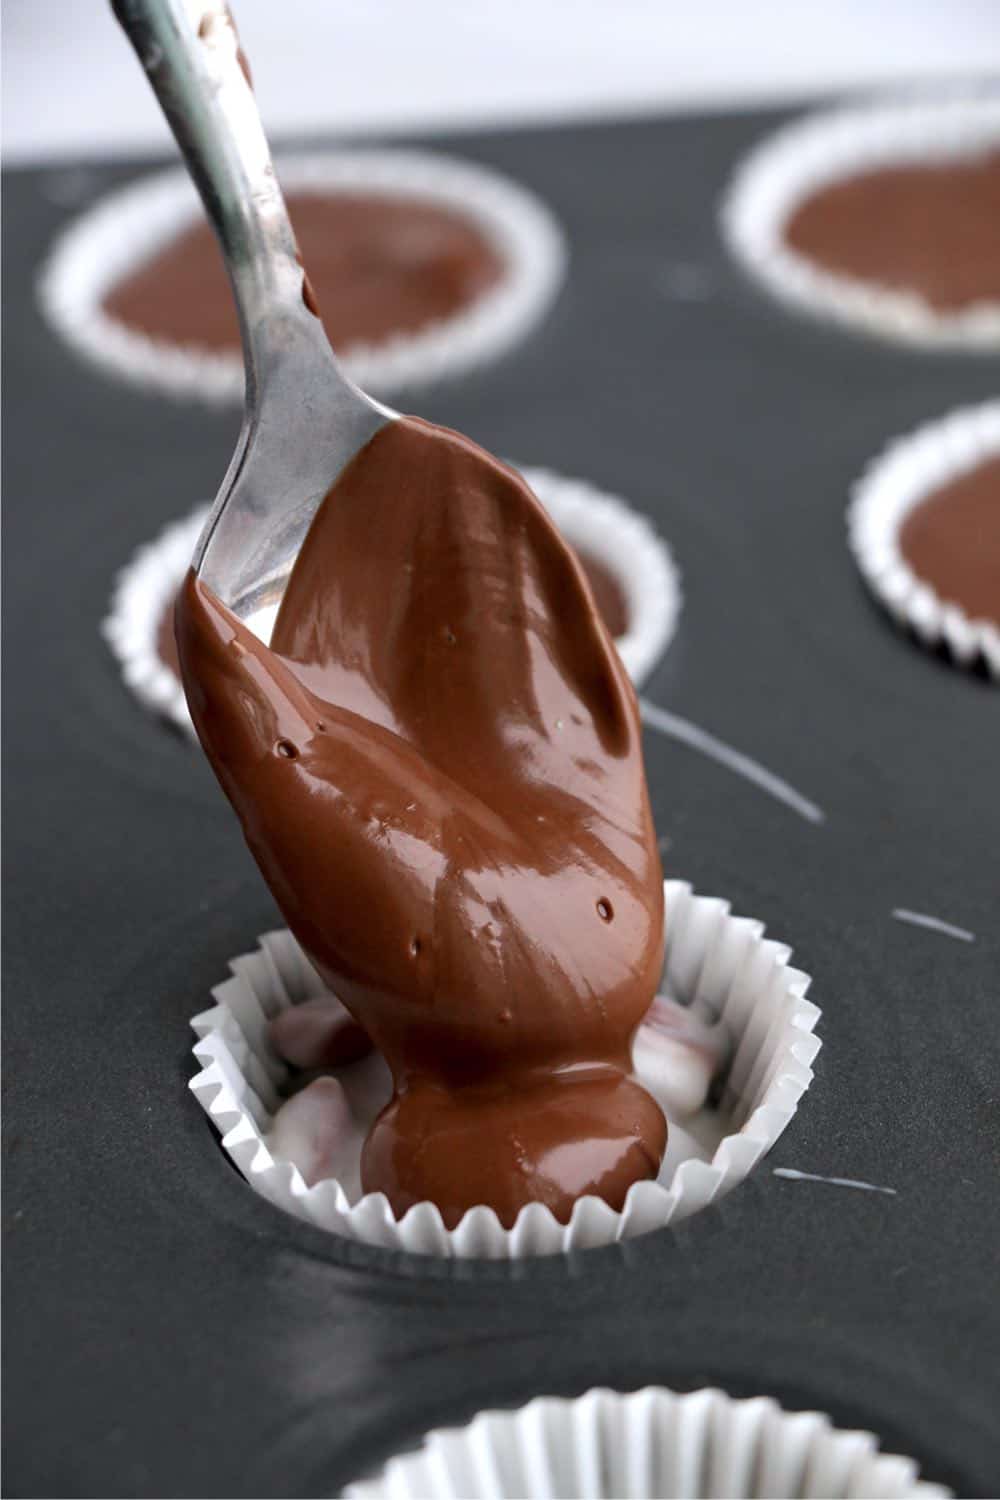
[899,454,1000,627]
[104,193,505,352]
[176,416,665,1228]
[784,152,1000,312]
[157,549,629,686]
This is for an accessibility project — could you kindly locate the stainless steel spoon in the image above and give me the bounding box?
[112,0,395,626]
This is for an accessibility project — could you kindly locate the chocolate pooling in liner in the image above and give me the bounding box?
[898,453,1000,627]
[575,551,629,640]
[104,193,505,354]
[784,151,1000,312]
[177,416,665,1229]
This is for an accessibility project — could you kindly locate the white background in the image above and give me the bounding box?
[3,0,999,164]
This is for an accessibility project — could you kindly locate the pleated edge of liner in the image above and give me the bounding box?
[187,880,821,1260]
[37,147,567,403]
[343,1386,951,1500]
[847,397,1000,681]
[720,90,1000,350]
[101,472,682,735]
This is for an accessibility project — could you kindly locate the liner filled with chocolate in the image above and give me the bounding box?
[189,879,820,1259]
[848,399,1000,681]
[103,471,680,734]
[181,415,814,1258]
[343,1385,948,1499]
[722,94,1000,349]
[39,149,566,402]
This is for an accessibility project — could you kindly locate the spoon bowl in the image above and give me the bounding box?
[113,0,396,628]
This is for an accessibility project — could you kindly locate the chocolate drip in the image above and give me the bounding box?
[176,416,665,1228]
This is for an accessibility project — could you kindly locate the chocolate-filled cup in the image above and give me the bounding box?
[849,398,1000,680]
[41,149,566,402]
[723,95,1000,350]
[191,881,820,1259]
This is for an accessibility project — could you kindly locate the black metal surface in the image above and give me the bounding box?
[3,105,999,1500]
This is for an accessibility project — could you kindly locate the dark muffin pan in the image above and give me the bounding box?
[4,103,998,1498]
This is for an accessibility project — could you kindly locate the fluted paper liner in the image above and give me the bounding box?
[40,148,566,402]
[722,93,1000,349]
[104,471,681,732]
[342,1385,949,1499]
[189,881,819,1259]
[848,398,1000,680]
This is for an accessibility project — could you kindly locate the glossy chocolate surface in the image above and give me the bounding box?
[784,152,1000,311]
[103,191,505,352]
[176,415,665,1228]
[8,112,1000,1499]
[899,454,1000,626]
[156,550,629,684]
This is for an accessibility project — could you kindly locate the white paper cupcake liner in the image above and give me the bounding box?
[722,93,1000,349]
[519,467,681,688]
[39,148,566,402]
[342,1385,949,1499]
[848,399,1000,680]
[103,471,681,733]
[101,505,206,733]
[188,880,820,1260]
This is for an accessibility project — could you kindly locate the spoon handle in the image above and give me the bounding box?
[113,0,390,609]
[111,0,331,405]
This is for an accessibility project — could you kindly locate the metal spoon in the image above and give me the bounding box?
[112,0,395,626]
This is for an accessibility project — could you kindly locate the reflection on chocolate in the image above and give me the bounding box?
[157,549,629,686]
[784,152,1000,312]
[899,454,1000,627]
[103,192,505,351]
[176,416,665,1229]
